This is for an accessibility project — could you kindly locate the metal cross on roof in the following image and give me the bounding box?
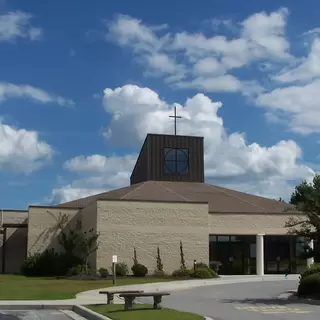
[169,106,182,135]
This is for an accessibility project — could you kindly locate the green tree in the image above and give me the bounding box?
[76,228,99,272]
[179,241,186,269]
[133,247,138,266]
[59,228,81,256]
[156,246,163,271]
[285,174,320,261]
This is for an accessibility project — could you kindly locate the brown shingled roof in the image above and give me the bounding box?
[56,181,293,213]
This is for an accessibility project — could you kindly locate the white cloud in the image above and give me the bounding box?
[0,121,53,173]
[146,53,178,74]
[0,82,74,107]
[274,38,320,83]
[107,14,161,50]
[0,11,42,41]
[50,153,137,203]
[106,8,291,92]
[303,28,320,37]
[256,79,320,134]
[48,186,105,205]
[240,7,290,60]
[193,57,225,75]
[176,74,242,92]
[64,154,137,176]
[103,9,320,135]
[50,84,315,204]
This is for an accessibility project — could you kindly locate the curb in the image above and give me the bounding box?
[0,303,73,310]
[72,305,112,320]
[72,305,213,320]
[0,303,214,320]
[287,294,320,306]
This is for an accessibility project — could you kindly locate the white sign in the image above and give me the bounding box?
[112,255,118,263]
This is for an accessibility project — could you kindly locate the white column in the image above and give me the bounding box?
[307,240,314,268]
[256,234,265,276]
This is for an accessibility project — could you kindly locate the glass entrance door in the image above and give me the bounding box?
[209,235,255,275]
[230,237,244,274]
[216,236,232,274]
[265,236,291,274]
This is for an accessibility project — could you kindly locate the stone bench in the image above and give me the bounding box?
[119,291,171,310]
[99,290,143,304]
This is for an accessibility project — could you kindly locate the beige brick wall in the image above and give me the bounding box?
[80,201,97,269]
[27,206,80,254]
[96,200,209,275]
[209,212,302,235]
[0,210,28,274]
[1,210,28,224]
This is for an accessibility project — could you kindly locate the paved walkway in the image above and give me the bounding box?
[76,274,300,304]
[0,274,300,308]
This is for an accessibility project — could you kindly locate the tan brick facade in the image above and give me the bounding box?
[80,201,97,269]
[209,212,299,235]
[1,201,303,274]
[96,200,209,274]
[27,206,80,254]
[0,210,28,274]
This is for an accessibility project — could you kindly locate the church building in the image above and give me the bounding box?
[0,111,314,275]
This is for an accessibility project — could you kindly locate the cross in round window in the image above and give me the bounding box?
[164,148,189,174]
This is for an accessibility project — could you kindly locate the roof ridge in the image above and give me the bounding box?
[154,181,190,202]
[120,181,146,199]
[207,184,267,212]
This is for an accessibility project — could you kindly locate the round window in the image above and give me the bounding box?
[164,148,188,173]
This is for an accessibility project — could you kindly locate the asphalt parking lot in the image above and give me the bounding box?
[138,280,320,320]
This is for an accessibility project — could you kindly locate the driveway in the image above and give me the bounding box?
[0,310,85,320]
[138,280,320,320]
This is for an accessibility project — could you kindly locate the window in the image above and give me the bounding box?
[218,236,230,242]
[164,148,189,174]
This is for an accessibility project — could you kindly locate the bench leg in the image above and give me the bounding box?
[124,297,135,311]
[107,293,114,305]
[153,296,162,309]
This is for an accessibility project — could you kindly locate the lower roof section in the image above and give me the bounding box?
[56,180,294,214]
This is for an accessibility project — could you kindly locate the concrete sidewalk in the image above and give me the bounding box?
[0,275,300,309]
[0,274,300,309]
[76,274,300,303]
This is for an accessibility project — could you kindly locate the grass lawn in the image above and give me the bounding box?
[88,304,203,320]
[0,275,173,300]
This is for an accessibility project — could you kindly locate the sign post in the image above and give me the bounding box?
[112,255,117,286]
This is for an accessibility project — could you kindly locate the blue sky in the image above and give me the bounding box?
[0,0,319,209]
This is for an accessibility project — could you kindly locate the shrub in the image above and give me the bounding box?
[207,268,219,278]
[133,247,138,266]
[196,262,208,269]
[156,246,164,272]
[191,267,218,279]
[153,269,166,277]
[21,248,83,276]
[179,241,186,269]
[69,264,97,276]
[172,268,190,278]
[99,268,109,278]
[298,274,320,296]
[132,263,148,277]
[115,262,129,277]
[70,264,86,275]
[301,263,320,279]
